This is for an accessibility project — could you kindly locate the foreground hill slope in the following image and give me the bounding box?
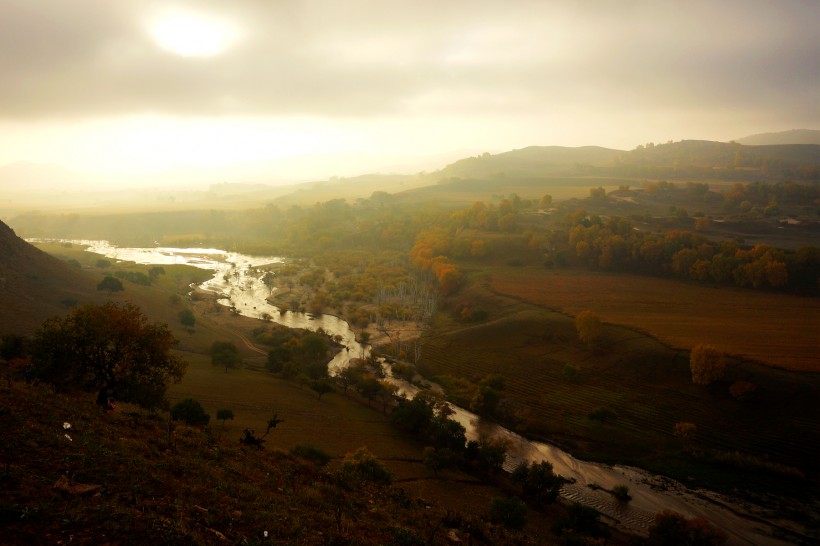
[1,382,557,546]
[0,220,100,334]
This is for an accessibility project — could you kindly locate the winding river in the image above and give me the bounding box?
[59,240,803,545]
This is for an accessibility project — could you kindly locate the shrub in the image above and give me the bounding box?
[561,364,581,383]
[240,429,264,449]
[340,447,393,484]
[290,444,331,467]
[647,510,726,545]
[487,496,528,530]
[170,398,210,426]
[588,407,617,424]
[612,484,631,501]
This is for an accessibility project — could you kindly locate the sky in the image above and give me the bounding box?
[0,0,818,187]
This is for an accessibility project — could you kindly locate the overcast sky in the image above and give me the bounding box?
[0,0,817,185]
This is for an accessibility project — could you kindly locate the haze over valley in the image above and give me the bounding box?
[2,2,819,545]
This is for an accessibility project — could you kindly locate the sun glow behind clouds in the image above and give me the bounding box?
[149,9,239,57]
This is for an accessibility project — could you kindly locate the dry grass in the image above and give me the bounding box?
[1,381,562,545]
[490,269,820,371]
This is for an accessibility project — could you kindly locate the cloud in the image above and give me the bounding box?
[0,0,817,133]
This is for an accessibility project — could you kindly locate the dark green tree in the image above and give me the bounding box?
[171,398,210,426]
[178,308,196,327]
[216,408,234,429]
[265,346,292,373]
[211,341,241,373]
[422,446,457,476]
[310,378,334,400]
[487,497,528,530]
[97,276,124,292]
[551,503,610,540]
[511,460,565,504]
[390,395,434,437]
[30,302,186,409]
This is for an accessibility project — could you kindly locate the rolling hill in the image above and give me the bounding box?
[736,129,820,145]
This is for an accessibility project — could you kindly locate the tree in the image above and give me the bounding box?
[674,422,697,450]
[356,375,382,406]
[216,408,234,429]
[423,446,457,476]
[178,308,196,327]
[30,302,186,409]
[340,447,393,485]
[575,310,603,346]
[265,346,292,373]
[551,503,610,539]
[171,398,210,426]
[390,395,435,436]
[97,276,124,292]
[511,460,565,504]
[310,378,334,400]
[335,364,360,396]
[470,384,501,417]
[689,343,726,385]
[426,414,467,452]
[487,496,528,530]
[589,186,606,201]
[211,341,241,373]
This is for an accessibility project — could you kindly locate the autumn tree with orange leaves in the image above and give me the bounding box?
[689,343,726,385]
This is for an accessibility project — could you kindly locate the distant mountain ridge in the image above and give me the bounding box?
[735,129,820,145]
[431,140,819,183]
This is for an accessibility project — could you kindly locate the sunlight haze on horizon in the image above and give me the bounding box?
[0,0,817,188]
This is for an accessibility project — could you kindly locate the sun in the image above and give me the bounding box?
[149,10,239,58]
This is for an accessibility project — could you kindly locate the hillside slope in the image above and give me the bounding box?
[0,220,99,334]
